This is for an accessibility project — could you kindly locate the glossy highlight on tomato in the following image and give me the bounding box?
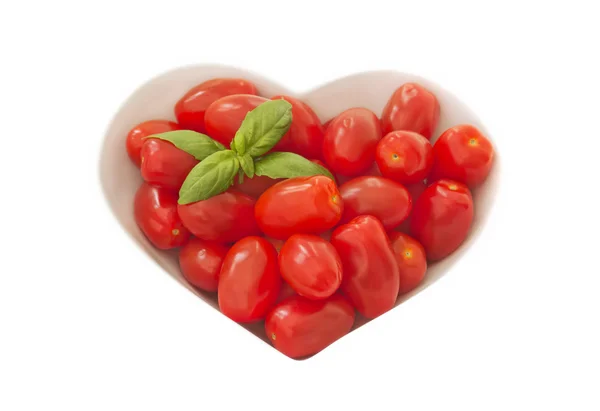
[265,294,355,359]
[279,234,342,300]
[179,238,228,292]
[272,95,325,159]
[204,94,269,147]
[255,176,343,240]
[410,179,474,261]
[322,108,382,176]
[339,176,412,230]
[126,120,181,167]
[389,232,427,295]
[375,131,433,184]
[331,215,399,318]
[177,190,260,244]
[140,138,198,191]
[218,236,281,323]
[381,83,440,139]
[175,78,258,133]
[430,124,494,187]
[134,183,190,250]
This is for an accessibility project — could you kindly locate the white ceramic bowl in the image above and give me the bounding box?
[99,64,500,350]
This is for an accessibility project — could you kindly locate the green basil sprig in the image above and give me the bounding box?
[144,99,336,205]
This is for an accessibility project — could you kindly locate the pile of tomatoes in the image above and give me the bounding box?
[127,78,494,359]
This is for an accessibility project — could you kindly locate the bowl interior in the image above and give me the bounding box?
[99,64,500,344]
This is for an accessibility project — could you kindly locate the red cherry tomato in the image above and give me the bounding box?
[255,176,343,240]
[271,95,325,159]
[204,94,269,147]
[174,78,257,133]
[177,190,260,244]
[279,234,343,300]
[265,294,355,359]
[134,183,190,249]
[218,236,281,323]
[410,179,474,261]
[178,238,228,292]
[381,83,440,139]
[140,139,198,191]
[233,175,282,199]
[430,124,494,187]
[375,131,433,184]
[322,108,382,177]
[388,232,427,295]
[330,215,399,318]
[339,176,412,230]
[126,120,181,167]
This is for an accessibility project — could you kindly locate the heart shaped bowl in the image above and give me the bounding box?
[99,64,500,351]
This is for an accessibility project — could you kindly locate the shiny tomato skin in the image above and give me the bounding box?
[178,238,228,292]
[410,179,474,261]
[271,95,325,159]
[204,94,269,148]
[255,176,343,240]
[218,236,281,323]
[140,138,198,191]
[330,215,400,318]
[233,175,282,199]
[430,124,494,187]
[375,131,434,184]
[174,78,258,133]
[339,176,412,230]
[381,83,440,139]
[265,294,355,359]
[279,234,343,300]
[134,183,190,249]
[389,232,427,295]
[177,190,260,244]
[322,108,382,177]
[126,120,181,167]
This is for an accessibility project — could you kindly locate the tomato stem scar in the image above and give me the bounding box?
[172,229,180,236]
[271,333,276,340]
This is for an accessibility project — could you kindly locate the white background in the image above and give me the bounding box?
[1,1,599,410]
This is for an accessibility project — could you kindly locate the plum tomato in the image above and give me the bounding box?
[218,236,281,323]
[375,131,433,184]
[233,175,282,199]
[265,294,355,359]
[126,120,181,167]
[272,95,325,159]
[410,179,474,261]
[134,183,190,249]
[330,215,399,318]
[140,138,198,191]
[255,176,343,240]
[178,238,228,292]
[174,78,258,133]
[430,124,494,187]
[322,108,382,177]
[381,83,440,139]
[279,234,343,300]
[388,232,427,295]
[177,190,260,244]
[339,176,412,230]
[204,94,269,147]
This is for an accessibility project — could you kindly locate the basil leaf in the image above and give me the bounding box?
[238,153,255,178]
[178,150,239,205]
[233,100,293,158]
[147,130,225,160]
[254,152,335,182]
